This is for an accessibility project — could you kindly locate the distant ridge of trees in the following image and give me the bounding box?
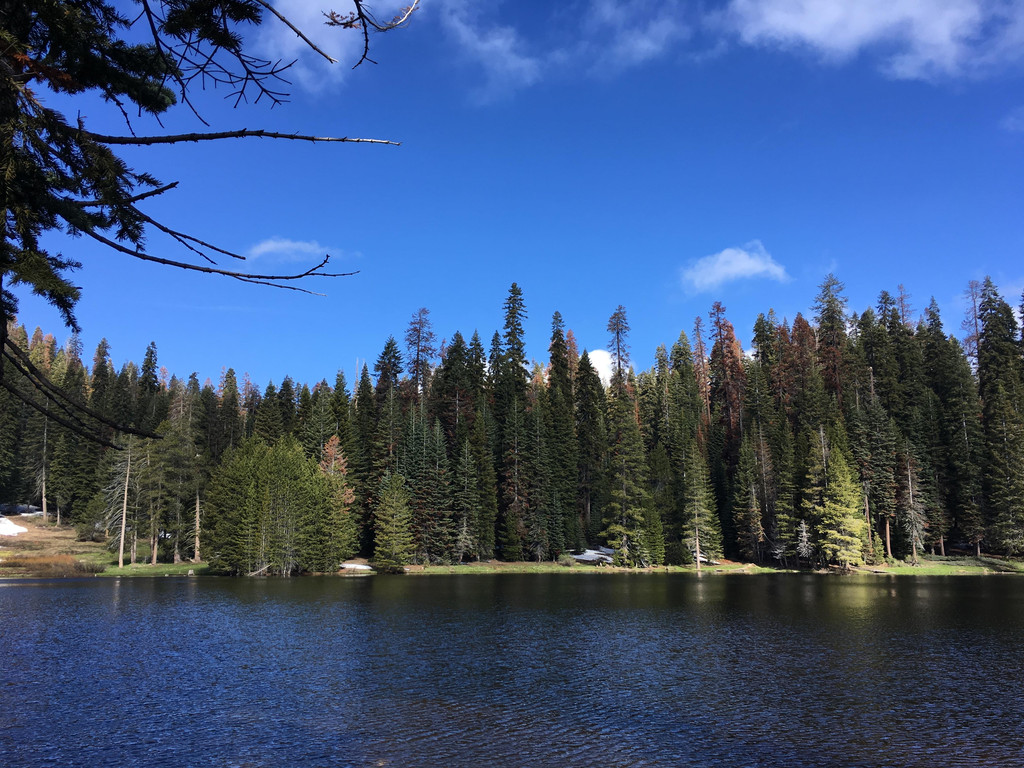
[3,275,1023,573]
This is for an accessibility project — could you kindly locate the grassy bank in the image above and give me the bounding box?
[4,516,1023,578]
[853,556,1024,575]
[0,516,208,578]
[411,560,780,575]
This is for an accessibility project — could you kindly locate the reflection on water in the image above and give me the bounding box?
[1,574,1021,767]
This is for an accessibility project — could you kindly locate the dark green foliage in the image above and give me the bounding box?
[253,382,283,443]
[205,437,329,576]
[602,307,652,567]
[546,313,579,551]
[402,412,455,563]
[302,381,337,459]
[575,352,607,543]
[15,272,1024,573]
[431,331,475,450]
[683,441,723,561]
[304,435,358,571]
[373,471,415,572]
[452,441,481,562]
[817,445,866,568]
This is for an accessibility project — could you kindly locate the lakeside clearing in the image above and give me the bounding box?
[3,516,1022,578]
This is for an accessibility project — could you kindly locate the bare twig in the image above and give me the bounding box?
[83,229,358,285]
[87,129,399,146]
[252,0,338,63]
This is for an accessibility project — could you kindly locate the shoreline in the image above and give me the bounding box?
[2,516,1021,578]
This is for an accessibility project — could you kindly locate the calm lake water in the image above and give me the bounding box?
[1,573,1022,767]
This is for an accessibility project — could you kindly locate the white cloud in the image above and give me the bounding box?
[583,0,691,72]
[1001,105,1024,132]
[682,240,790,292]
[435,0,692,99]
[247,237,336,263]
[724,0,1024,80]
[588,349,614,388]
[252,0,410,91]
[435,0,542,101]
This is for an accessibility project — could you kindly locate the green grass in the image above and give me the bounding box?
[856,556,1024,575]
[98,562,210,577]
[411,561,781,575]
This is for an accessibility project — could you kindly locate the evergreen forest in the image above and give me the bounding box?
[2,275,1023,575]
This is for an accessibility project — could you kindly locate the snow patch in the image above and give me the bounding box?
[0,516,29,537]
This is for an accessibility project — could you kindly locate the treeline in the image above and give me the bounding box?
[2,275,1023,573]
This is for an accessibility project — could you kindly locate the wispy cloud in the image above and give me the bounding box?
[722,0,1024,80]
[251,0,410,91]
[581,0,691,73]
[247,237,339,263]
[682,240,790,292]
[257,1,1024,98]
[435,0,692,100]
[1001,105,1024,132]
[436,0,542,102]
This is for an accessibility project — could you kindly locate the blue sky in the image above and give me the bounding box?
[19,0,1024,390]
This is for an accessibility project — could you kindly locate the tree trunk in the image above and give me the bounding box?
[118,450,131,568]
[939,535,945,556]
[885,517,892,560]
[150,510,158,565]
[694,518,702,574]
[193,490,201,563]
[41,410,49,524]
[863,491,872,549]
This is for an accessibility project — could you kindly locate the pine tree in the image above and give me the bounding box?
[470,412,498,559]
[813,273,849,406]
[452,441,480,562]
[373,338,405,474]
[301,380,337,459]
[405,307,437,396]
[977,279,1024,553]
[494,284,530,560]
[431,330,474,450]
[351,364,377,553]
[817,447,866,568]
[253,382,283,443]
[498,395,527,561]
[602,387,651,566]
[524,367,553,561]
[733,434,766,562]
[373,471,415,573]
[547,312,579,551]
[682,441,723,564]
[575,351,607,544]
[983,383,1024,554]
[897,442,929,564]
[303,435,358,571]
[330,370,354,448]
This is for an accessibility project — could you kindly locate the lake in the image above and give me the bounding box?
[1,573,1021,767]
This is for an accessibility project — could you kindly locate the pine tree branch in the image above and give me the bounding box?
[2,340,159,440]
[73,182,180,208]
[0,378,122,451]
[86,129,400,146]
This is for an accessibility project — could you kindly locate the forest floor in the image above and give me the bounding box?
[3,515,1023,578]
[0,515,206,578]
